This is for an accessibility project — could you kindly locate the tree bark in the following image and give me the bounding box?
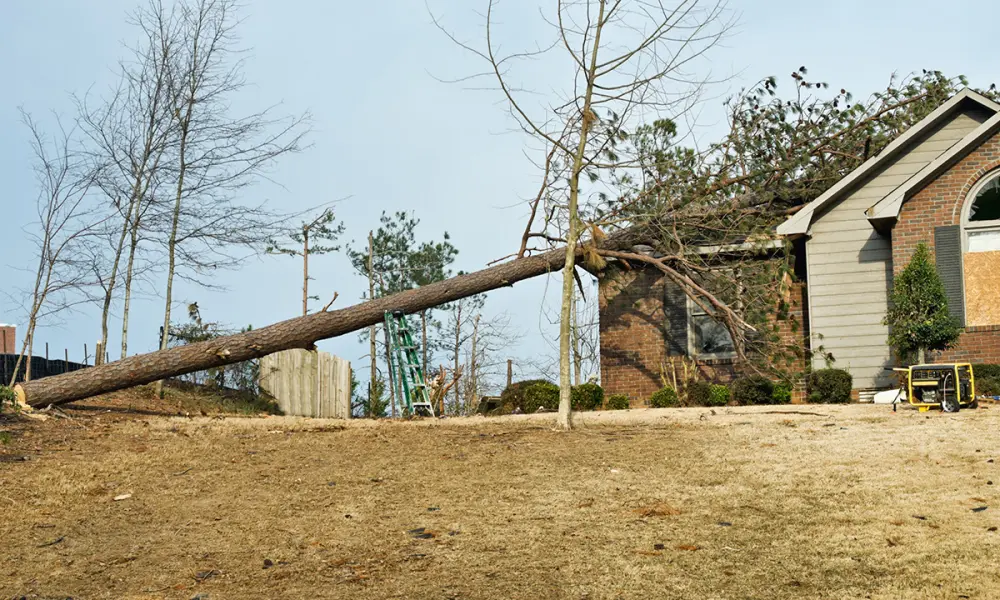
[15,227,646,408]
[302,226,309,316]
[120,221,141,359]
[367,231,378,410]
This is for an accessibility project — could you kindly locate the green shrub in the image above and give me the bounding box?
[977,376,1000,397]
[522,381,560,413]
[605,394,630,410]
[650,386,679,408]
[685,381,713,406]
[500,379,552,413]
[772,381,793,405]
[807,369,853,404]
[571,383,604,411]
[732,376,775,405]
[0,386,15,409]
[973,364,1000,380]
[709,384,730,407]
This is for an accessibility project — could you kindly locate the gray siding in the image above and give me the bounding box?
[806,109,984,388]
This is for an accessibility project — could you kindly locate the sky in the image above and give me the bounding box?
[2,0,1000,388]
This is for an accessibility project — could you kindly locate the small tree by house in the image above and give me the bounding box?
[884,244,961,363]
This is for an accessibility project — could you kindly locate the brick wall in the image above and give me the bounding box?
[0,325,14,354]
[598,263,810,406]
[895,127,1000,364]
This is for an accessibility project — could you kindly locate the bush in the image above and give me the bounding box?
[732,376,775,405]
[709,384,730,407]
[0,385,15,409]
[605,394,630,410]
[772,381,793,405]
[977,376,1000,397]
[685,381,713,406]
[650,386,679,408]
[807,369,853,404]
[500,379,552,413]
[522,381,560,413]
[973,364,1000,380]
[571,383,604,411]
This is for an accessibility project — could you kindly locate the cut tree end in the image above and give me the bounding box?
[12,384,32,412]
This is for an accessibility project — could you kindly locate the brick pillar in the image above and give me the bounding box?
[0,325,15,354]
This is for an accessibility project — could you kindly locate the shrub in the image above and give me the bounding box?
[0,385,15,409]
[500,379,552,413]
[605,394,630,410]
[772,381,793,405]
[709,384,730,407]
[650,386,679,408]
[732,376,774,405]
[973,364,1000,380]
[807,369,853,404]
[522,381,560,413]
[977,376,1000,397]
[571,383,604,411]
[685,381,713,406]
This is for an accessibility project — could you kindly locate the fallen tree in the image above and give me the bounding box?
[15,228,650,408]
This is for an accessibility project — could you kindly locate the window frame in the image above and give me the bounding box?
[685,269,740,361]
[962,170,1000,253]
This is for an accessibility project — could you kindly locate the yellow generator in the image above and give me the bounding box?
[902,363,976,413]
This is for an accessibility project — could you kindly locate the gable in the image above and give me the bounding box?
[778,89,1000,236]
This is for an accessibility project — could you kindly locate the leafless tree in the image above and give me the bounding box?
[153,0,309,397]
[432,0,734,428]
[76,0,179,359]
[9,112,104,386]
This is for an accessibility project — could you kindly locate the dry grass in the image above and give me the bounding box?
[2,400,1000,599]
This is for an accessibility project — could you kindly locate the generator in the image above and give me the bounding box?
[900,363,976,413]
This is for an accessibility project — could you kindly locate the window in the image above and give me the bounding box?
[688,298,736,359]
[686,267,740,360]
[963,172,1000,253]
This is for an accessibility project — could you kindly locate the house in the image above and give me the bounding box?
[599,88,1000,404]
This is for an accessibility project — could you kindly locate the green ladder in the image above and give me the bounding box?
[384,310,435,417]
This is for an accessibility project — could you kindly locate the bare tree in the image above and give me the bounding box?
[153,0,309,397]
[432,0,733,428]
[76,0,179,358]
[10,112,103,386]
[267,206,345,316]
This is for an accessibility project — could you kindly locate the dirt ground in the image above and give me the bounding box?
[3,393,1000,599]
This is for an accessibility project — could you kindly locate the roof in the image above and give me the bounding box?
[866,109,1000,227]
[777,88,1000,236]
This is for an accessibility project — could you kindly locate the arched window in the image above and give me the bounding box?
[964,172,1000,252]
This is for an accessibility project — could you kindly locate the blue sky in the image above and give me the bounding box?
[2,0,999,384]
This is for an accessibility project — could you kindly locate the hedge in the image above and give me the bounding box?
[685,381,713,407]
[708,384,730,407]
[650,386,679,408]
[571,383,604,411]
[605,394,630,410]
[732,376,774,405]
[772,381,793,405]
[500,379,559,414]
[807,369,852,404]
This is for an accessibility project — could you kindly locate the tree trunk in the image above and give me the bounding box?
[453,302,461,414]
[14,227,646,408]
[367,231,378,411]
[377,273,397,417]
[302,226,309,316]
[917,347,926,364]
[421,310,428,376]
[556,0,605,431]
[572,287,582,386]
[470,314,480,415]
[120,223,141,359]
[100,207,132,356]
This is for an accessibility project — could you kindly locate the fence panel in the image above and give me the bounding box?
[0,354,89,385]
[259,349,350,418]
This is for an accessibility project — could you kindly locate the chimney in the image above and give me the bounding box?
[0,325,15,354]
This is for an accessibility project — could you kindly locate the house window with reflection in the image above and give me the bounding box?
[688,297,736,359]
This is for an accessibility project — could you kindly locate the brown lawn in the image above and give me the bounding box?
[2,393,1000,599]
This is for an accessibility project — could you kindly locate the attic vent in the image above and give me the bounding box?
[934,225,966,326]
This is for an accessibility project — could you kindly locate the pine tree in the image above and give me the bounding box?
[884,244,962,363]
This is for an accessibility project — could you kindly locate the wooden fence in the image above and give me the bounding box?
[259,349,351,418]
